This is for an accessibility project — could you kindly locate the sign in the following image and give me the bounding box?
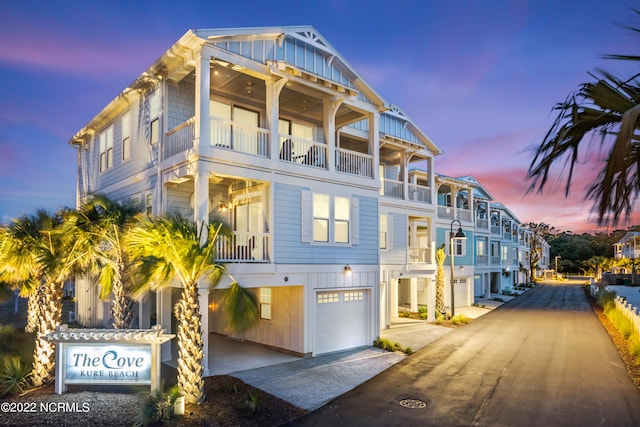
[64,344,152,384]
[44,325,174,394]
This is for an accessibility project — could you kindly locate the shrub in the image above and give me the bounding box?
[239,391,261,416]
[0,356,31,396]
[374,337,412,355]
[450,314,471,325]
[597,289,616,312]
[418,306,428,320]
[135,385,181,427]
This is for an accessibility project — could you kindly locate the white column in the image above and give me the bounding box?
[194,51,211,154]
[266,77,286,159]
[158,288,172,362]
[199,287,210,377]
[369,112,380,182]
[193,163,209,232]
[323,97,342,172]
[410,278,418,312]
[426,276,436,321]
[391,278,398,317]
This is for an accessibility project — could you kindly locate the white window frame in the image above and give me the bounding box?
[302,190,359,245]
[145,193,153,216]
[122,112,131,161]
[260,288,272,320]
[99,126,114,173]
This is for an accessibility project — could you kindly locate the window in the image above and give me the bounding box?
[99,126,113,172]
[150,118,159,145]
[344,291,364,302]
[145,193,152,216]
[260,288,271,320]
[313,194,330,242]
[302,191,358,245]
[477,238,487,256]
[380,215,387,249]
[317,293,339,304]
[502,246,509,262]
[334,197,350,243]
[122,112,131,161]
[313,194,350,243]
[454,239,466,256]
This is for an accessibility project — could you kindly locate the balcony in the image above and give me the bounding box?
[438,206,454,219]
[409,183,431,203]
[456,209,472,222]
[216,232,270,263]
[409,246,431,264]
[381,178,403,199]
[211,118,270,157]
[476,218,488,229]
[335,147,373,178]
[164,118,195,160]
[491,256,501,265]
[476,254,489,265]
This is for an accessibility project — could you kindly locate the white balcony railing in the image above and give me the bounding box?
[211,117,269,157]
[278,135,327,169]
[491,256,501,265]
[216,232,269,262]
[335,147,373,178]
[476,254,489,265]
[438,206,454,219]
[476,218,488,229]
[164,118,195,160]
[456,209,472,222]
[381,179,403,198]
[408,184,431,203]
[409,246,431,264]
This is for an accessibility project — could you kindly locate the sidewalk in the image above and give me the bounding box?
[233,298,510,410]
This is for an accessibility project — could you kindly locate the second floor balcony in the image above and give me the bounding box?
[163,117,374,179]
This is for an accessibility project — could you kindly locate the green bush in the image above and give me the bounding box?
[597,289,616,312]
[374,337,412,355]
[450,314,471,325]
[418,306,428,320]
[135,385,181,427]
[0,356,31,396]
[239,391,261,417]
[0,326,33,364]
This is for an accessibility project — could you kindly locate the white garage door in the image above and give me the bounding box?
[454,278,470,308]
[315,290,369,355]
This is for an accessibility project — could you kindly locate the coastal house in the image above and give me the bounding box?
[68,26,445,370]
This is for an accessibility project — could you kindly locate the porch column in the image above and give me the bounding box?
[199,287,210,377]
[193,164,209,232]
[158,288,172,362]
[426,276,436,321]
[368,111,380,182]
[266,77,286,159]
[323,97,342,172]
[409,278,418,312]
[391,278,399,318]
[194,50,212,154]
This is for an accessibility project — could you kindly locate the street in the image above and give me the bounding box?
[291,282,640,426]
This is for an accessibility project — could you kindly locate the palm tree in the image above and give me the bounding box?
[435,244,446,316]
[527,16,640,227]
[0,210,82,386]
[64,195,140,329]
[126,214,228,404]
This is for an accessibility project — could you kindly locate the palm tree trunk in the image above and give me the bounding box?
[111,276,134,329]
[174,280,204,404]
[25,293,39,333]
[30,281,62,387]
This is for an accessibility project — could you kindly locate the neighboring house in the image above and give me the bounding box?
[614,232,640,260]
[68,25,546,372]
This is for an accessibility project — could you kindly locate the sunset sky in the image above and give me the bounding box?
[0,0,638,233]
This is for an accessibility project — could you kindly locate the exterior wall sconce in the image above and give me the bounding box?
[218,201,227,212]
[459,265,465,273]
[344,265,352,274]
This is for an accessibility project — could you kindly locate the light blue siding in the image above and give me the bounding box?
[436,227,474,266]
[380,213,407,265]
[273,183,378,265]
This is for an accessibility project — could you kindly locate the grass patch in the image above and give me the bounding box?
[597,289,640,364]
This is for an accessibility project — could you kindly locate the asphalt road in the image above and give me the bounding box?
[290,282,640,426]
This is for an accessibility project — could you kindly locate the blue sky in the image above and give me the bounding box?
[0,0,638,232]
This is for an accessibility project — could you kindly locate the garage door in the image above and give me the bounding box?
[454,278,470,307]
[315,290,369,355]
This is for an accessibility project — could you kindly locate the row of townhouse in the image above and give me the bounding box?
[614,232,640,261]
[69,26,549,372]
